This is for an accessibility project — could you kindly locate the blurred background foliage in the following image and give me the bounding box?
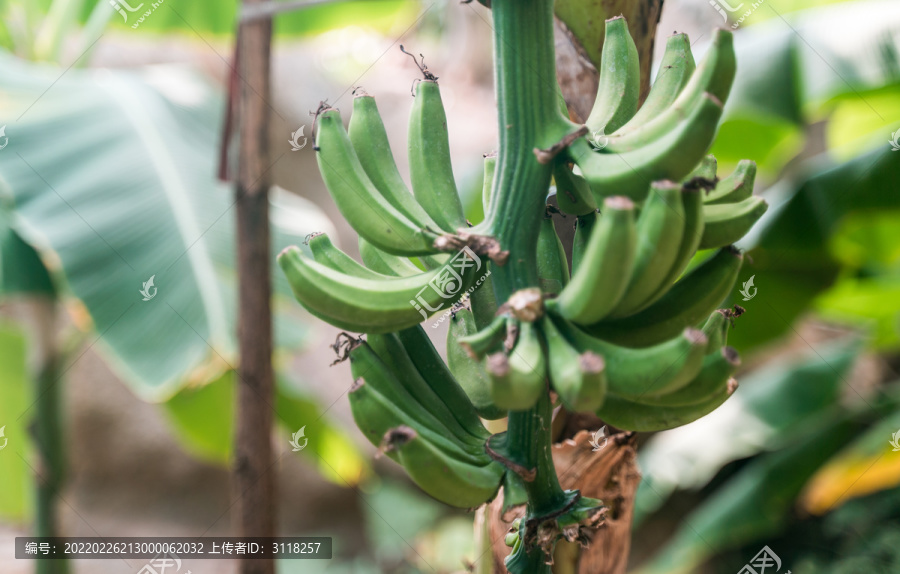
[0,0,899,572]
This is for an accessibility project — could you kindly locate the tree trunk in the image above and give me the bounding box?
[233,3,275,573]
[486,2,662,571]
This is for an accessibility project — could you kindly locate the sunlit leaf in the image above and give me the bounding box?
[0,323,33,521]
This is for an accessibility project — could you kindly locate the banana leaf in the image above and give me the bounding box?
[634,336,860,525]
[0,53,334,401]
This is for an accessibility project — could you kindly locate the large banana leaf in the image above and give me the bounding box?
[0,53,334,401]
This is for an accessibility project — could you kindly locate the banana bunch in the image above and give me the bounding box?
[277,79,488,334]
[345,327,504,509]
[562,21,739,202]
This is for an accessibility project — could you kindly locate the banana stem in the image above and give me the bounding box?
[488,0,573,297]
[488,0,572,569]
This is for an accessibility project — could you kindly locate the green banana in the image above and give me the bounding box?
[396,326,492,439]
[487,321,546,411]
[609,181,685,318]
[571,211,597,271]
[459,313,508,358]
[542,315,607,412]
[569,93,725,201]
[698,196,769,250]
[551,313,709,399]
[577,246,743,347]
[348,343,486,462]
[358,236,421,277]
[642,185,705,307]
[632,346,740,407]
[596,378,737,432]
[585,16,640,135]
[409,80,467,232]
[621,32,695,132]
[279,246,474,334]
[448,307,505,420]
[553,162,597,216]
[315,108,440,255]
[683,154,717,182]
[348,93,443,231]
[386,426,505,508]
[307,232,386,280]
[701,308,731,351]
[482,152,497,215]
[608,28,735,147]
[704,159,756,204]
[368,331,487,446]
[536,214,569,296]
[556,196,637,324]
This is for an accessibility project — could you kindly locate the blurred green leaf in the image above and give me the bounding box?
[0,323,34,521]
[0,195,54,296]
[0,54,332,401]
[634,407,873,574]
[634,336,860,525]
[163,370,369,485]
[363,480,444,563]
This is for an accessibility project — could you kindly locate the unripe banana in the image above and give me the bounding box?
[458,313,508,358]
[701,308,731,351]
[577,246,743,347]
[542,315,607,412]
[642,185,705,307]
[384,426,504,509]
[704,159,756,204]
[358,236,422,277]
[278,246,475,334]
[586,16,641,135]
[632,346,740,407]
[698,196,768,250]
[395,326,492,439]
[550,313,709,398]
[609,28,736,145]
[448,307,506,420]
[621,32,696,132]
[536,214,569,296]
[556,196,636,324]
[308,232,386,280]
[609,181,685,318]
[553,162,598,216]
[368,331,487,446]
[487,321,546,411]
[571,211,597,271]
[409,80,467,232]
[596,378,737,432]
[315,108,440,255]
[348,93,443,231]
[348,344,485,462]
[570,93,725,201]
[683,154,717,182]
